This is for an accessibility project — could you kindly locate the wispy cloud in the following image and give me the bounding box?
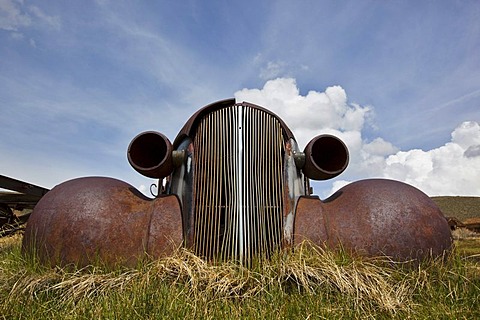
[431,88,480,113]
[27,5,60,29]
[0,0,32,31]
[0,0,60,46]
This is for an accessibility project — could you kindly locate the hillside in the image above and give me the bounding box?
[431,196,480,221]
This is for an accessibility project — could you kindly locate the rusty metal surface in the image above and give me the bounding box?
[168,137,195,247]
[146,194,183,258]
[23,177,183,267]
[294,196,328,246]
[283,138,306,247]
[310,179,453,260]
[173,100,296,149]
[128,131,174,179]
[303,135,349,180]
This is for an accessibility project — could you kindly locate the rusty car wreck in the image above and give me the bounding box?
[22,99,452,267]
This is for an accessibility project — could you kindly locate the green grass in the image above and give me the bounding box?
[455,238,480,258]
[1,234,479,319]
[431,196,480,221]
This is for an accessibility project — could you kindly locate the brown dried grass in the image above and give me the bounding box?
[2,242,412,314]
[1,236,479,318]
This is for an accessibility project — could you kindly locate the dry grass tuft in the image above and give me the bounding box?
[1,237,479,318]
[145,243,413,314]
[452,228,480,240]
[2,242,413,314]
[272,243,412,312]
[0,233,22,251]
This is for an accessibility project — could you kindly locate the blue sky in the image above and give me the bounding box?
[1,0,479,197]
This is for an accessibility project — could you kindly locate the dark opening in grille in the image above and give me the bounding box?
[193,105,285,264]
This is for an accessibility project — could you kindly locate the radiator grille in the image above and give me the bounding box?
[193,105,285,263]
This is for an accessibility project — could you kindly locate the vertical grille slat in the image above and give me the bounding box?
[193,105,285,264]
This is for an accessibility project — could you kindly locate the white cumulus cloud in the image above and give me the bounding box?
[235,78,480,197]
[235,78,372,148]
[383,121,480,196]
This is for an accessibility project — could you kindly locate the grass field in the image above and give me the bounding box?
[0,196,478,319]
[432,196,480,221]
[1,232,479,319]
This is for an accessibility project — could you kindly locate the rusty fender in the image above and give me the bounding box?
[22,177,183,267]
[294,179,452,261]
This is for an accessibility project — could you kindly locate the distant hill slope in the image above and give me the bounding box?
[431,196,480,221]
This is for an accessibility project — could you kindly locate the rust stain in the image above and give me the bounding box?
[294,196,328,246]
[319,179,453,260]
[23,177,182,267]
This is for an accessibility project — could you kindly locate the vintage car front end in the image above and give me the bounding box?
[23,99,452,267]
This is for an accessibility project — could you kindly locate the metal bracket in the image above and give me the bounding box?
[293,151,306,169]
